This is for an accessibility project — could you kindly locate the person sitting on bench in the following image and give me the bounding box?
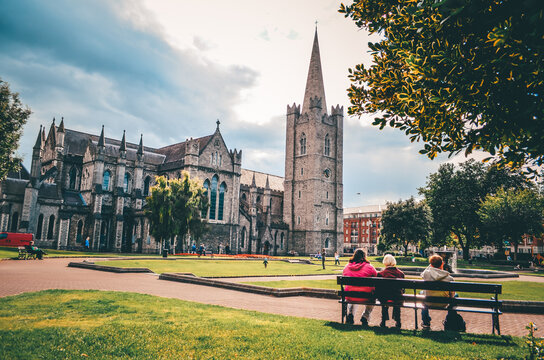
[420,254,454,330]
[377,254,405,328]
[342,248,377,326]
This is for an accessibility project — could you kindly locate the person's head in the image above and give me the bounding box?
[382,254,396,267]
[429,254,443,269]
[350,248,367,263]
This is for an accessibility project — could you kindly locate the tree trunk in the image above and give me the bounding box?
[454,231,470,260]
[513,243,518,261]
[404,242,409,256]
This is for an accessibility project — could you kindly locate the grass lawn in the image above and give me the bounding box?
[100,259,342,276]
[242,279,544,302]
[0,290,526,360]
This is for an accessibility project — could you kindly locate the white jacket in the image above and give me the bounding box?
[421,265,454,307]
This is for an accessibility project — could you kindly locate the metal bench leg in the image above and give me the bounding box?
[494,313,500,335]
[414,289,418,330]
[342,302,346,324]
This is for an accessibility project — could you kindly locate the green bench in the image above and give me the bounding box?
[337,276,502,334]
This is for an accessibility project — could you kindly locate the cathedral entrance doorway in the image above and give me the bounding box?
[122,211,134,253]
[263,241,270,255]
[99,219,110,251]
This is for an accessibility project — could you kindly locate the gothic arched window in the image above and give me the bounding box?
[324,134,330,156]
[241,227,246,248]
[210,176,218,220]
[143,176,151,196]
[300,133,307,155]
[280,232,284,250]
[218,182,226,221]
[325,238,330,248]
[76,220,83,243]
[69,166,78,190]
[102,170,111,191]
[36,214,44,240]
[10,212,19,232]
[47,215,55,239]
[123,173,131,193]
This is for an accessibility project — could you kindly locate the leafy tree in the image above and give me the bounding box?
[170,172,209,253]
[419,160,529,259]
[339,0,544,171]
[380,197,432,256]
[478,188,544,261]
[145,176,174,252]
[0,79,31,180]
[145,173,209,253]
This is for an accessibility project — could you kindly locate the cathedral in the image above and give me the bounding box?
[0,30,344,255]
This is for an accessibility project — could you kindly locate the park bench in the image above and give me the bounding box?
[17,245,46,260]
[17,246,29,260]
[337,276,502,334]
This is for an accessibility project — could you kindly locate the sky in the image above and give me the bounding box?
[0,0,481,207]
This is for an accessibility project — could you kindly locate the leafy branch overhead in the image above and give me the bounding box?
[0,79,31,180]
[340,0,544,171]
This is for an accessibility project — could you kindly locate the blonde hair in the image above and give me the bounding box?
[382,254,397,267]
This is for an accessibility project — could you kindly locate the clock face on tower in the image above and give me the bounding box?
[323,168,331,178]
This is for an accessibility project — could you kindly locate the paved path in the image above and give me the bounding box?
[0,258,542,337]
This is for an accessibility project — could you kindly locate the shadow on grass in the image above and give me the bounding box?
[325,321,518,348]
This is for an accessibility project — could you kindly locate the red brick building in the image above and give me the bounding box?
[343,205,387,255]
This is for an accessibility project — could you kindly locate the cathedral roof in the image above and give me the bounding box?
[240,169,283,192]
[38,183,60,199]
[302,28,327,114]
[6,164,30,180]
[155,135,213,163]
[1,178,27,195]
[62,128,165,165]
[63,190,86,206]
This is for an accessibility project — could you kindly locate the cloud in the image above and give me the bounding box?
[286,29,299,40]
[259,30,271,41]
[0,0,258,164]
[343,118,445,207]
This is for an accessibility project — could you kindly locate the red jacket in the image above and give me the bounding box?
[342,261,377,303]
[377,266,405,302]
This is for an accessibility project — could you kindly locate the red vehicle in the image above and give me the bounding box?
[0,232,34,247]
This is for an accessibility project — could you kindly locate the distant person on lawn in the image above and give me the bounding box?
[376,254,404,328]
[420,254,454,330]
[321,248,326,269]
[342,248,377,326]
[334,251,340,266]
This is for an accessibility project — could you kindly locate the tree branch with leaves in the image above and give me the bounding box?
[340,0,544,172]
[0,79,31,180]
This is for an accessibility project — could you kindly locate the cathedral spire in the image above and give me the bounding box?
[47,118,57,147]
[58,117,65,132]
[33,125,43,150]
[302,28,327,114]
[120,130,126,152]
[137,134,144,156]
[98,125,105,147]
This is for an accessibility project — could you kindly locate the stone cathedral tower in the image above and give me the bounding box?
[284,29,344,255]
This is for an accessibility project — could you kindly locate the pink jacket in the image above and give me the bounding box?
[342,261,377,303]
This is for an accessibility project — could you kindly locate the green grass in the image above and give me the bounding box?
[242,279,544,302]
[100,259,342,276]
[0,290,526,359]
[0,246,161,259]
